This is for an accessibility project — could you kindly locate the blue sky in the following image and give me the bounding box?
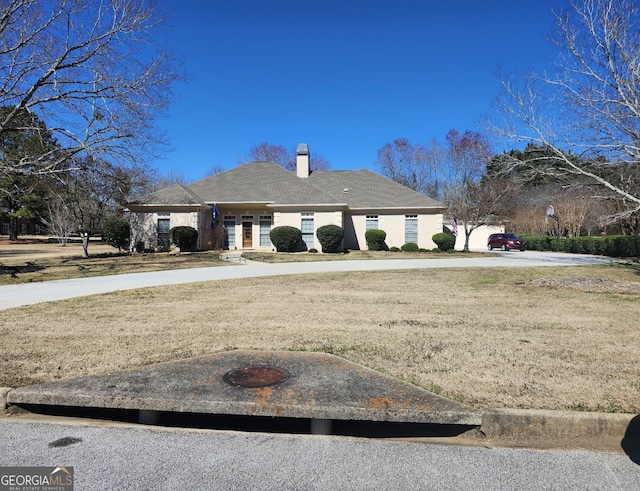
[154,1,565,181]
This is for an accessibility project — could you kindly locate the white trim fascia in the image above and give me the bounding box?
[126,204,204,210]
[205,201,274,206]
[268,203,348,209]
[348,206,445,213]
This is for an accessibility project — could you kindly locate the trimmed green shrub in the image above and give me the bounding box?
[308,248,318,253]
[519,234,640,257]
[609,235,640,257]
[169,226,198,251]
[389,246,401,252]
[134,240,145,253]
[103,218,130,251]
[316,224,344,253]
[432,232,456,251]
[365,229,387,251]
[521,235,555,251]
[270,226,302,252]
[401,242,419,252]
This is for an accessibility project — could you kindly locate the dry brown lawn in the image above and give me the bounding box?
[0,239,227,285]
[1,256,639,413]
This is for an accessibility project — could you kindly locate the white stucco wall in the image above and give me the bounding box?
[131,206,445,252]
[273,210,344,250]
[129,212,156,250]
[349,212,443,250]
[129,208,206,251]
[453,224,505,251]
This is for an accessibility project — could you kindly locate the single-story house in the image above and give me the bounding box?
[127,144,446,251]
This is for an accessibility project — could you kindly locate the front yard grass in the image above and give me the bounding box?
[0,247,227,285]
[2,262,639,413]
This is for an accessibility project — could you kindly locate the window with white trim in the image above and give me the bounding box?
[259,215,272,247]
[405,215,418,244]
[223,216,236,248]
[301,213,314,248]
[366,215,379,231]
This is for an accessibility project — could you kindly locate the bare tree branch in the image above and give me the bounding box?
[0,0,184,176]
[490,0,640,222]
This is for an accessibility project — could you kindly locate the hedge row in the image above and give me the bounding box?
[521,234,640,257]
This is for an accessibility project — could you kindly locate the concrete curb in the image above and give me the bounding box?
[2,384,638,452]
[481,408,636,439]
[0,388,11,412]
[476,408,639,452]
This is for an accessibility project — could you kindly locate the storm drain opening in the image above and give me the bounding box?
[8,404,479,439]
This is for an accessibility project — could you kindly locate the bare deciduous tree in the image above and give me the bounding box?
[374,138,443,197]
[443,130,511,251]
[48,157,153,256]
[0,0,183,177]
[554,190,591,237]
[247,142,331,172]
[491,0,640,222]
[43,197,75,245]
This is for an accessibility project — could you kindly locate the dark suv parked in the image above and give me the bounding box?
[487,233,526,251]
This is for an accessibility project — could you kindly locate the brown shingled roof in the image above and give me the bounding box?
[130,183,206,206]
[133,161,443,210]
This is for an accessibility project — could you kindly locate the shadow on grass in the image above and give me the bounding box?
[0,263,46,278]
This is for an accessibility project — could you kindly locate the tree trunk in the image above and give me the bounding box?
[9,216,18,241]
[81,232,90,258]
[463,230,471,252]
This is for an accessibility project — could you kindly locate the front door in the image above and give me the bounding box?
[242,221,253,248]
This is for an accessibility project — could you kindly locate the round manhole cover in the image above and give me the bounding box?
[223,366,290,388]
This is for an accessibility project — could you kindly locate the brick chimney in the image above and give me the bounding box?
[296,143,310,178]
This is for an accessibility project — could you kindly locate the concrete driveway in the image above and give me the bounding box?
[0,250,615,310]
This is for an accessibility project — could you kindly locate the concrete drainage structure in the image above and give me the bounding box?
[2,350,639,452]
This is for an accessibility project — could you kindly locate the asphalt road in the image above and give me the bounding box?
[1,419,639,491]
[0,250,615,310]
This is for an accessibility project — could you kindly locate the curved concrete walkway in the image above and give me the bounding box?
[0,250,615,311]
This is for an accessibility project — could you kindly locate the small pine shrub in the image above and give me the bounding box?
[270,226,302,252]
[169,226,198,251]
[103,218,130,251]
[401,242,419,252]
[316,224,344,253]
[135,241,145,253]
[365,229,387,251]
[432,232,456,251]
